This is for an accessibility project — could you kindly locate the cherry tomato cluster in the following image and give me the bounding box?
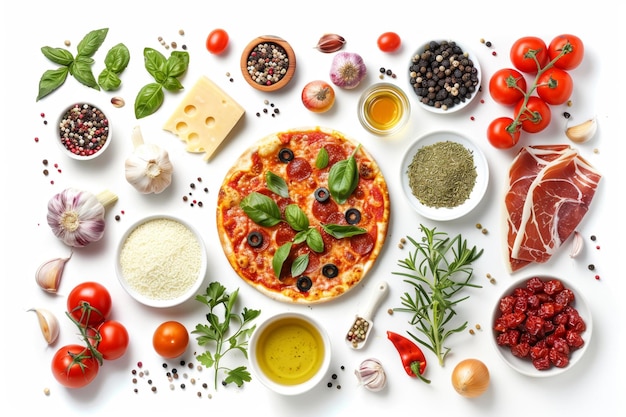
[51,282,129,388]
[487,34,584,149]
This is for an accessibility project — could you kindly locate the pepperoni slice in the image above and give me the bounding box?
[286,157,312,181]
[324,144,348,166]
[275,222,296,246]
[312,198,338,222]
[350,232,375,255]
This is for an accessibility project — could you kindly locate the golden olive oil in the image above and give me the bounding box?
[364,90,403,130]
[255,317,325,385]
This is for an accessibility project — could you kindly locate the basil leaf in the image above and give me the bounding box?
[240,192,282,227]
[266,171,289,198]
[285,204,309,231]
[293,230,308,245]
[165,51,190,78]
[306,228,324,252]
[143,47,167,78]
[37,67,69,101]
[315,147,329,169]
[98,69,121,91]
[134,82,164,119]
[103,43,130,74]
[321,223,366,239]
[328,157,358,204]
[70,56,99,89]
[76,28,108,58]
[291,254,309,277]
[161,76,184,92]
[41,46,74,66]
[273,242,292,278]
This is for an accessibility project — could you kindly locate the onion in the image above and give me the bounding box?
[451,358,490,398]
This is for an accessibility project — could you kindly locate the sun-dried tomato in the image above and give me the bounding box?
[527,277,545,293]
[543,279,564,295]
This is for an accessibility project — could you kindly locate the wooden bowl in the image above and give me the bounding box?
[240,36,296,92]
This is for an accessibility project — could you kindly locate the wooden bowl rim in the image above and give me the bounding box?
[240,35,296,92]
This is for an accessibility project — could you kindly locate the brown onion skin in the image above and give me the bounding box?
[451,358,490,398]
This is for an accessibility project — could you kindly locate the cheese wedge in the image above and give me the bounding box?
[163,76,245,161]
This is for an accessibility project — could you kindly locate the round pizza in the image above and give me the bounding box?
[216,127,390,304]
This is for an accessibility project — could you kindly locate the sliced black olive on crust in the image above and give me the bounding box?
[322,263,339,278]
[247,231,264,248]
[314,187,330,203]
[296,276,313,292]
[345,208,362,225]
[278,148,294,163]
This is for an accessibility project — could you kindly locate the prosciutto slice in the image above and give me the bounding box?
[504,145,601,272]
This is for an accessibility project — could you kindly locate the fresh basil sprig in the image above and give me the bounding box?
[98,43,130,91]
[134,48,189,119]
[328,144,361,204]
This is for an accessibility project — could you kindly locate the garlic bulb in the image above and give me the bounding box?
[28,308,60,344]
[35,252,72,293]
[355,358,387,392]
[125,126,173,194]
[330,52,367,89]
[47,188,118,248]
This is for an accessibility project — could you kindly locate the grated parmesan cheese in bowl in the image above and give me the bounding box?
[116,215,207,308]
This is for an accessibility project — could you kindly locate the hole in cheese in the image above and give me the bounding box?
[205,116,216,127]
[175,121,189,133]
[184,104,197,116]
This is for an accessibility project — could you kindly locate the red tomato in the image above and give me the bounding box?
[537,68,573,105]
[206,29,229,54]
[510,36,549,74]
[515,96,552,133]
[51,344,100,388]
[377,32,401,53]
[153,321,189,359]
[67,282,112,327]
[549,34,584,70]
[487,117,522,149]
[489,68,528,106]
[301,80,336,113]
[97,320,129,360]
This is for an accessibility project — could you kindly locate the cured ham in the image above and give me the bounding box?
[504,145,601,272]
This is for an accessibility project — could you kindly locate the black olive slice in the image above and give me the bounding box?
[314,187,330,203]
[322,263,339,278]
[296,276,313,292]
[247,231,264,248]
[345,208,362,225]
[278,148,294,163]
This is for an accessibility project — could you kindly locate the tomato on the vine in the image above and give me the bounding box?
[51,344,100,388]
[206,28,229,54]
[489,68,528,106]
[377,32,401,53]
[537,67,573,105]
[67,282,112,327]
[153,321,189,359]
[510,36,549,74]
[96,320,129,360]
[549,34,584,70]
[487,117,521,149]
[515,96,552,133]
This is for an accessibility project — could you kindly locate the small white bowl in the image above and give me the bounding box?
[357,82,411,136]
[116,215,207,308]
[249,312,331,395]
[491,275,593,377]
[408,39,481,113]
[56,102,112,160]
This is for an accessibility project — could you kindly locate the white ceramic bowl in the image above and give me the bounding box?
[408,39,481,113]
[491,275,592,377]
[249,312,331,395]
[56,102,112,160]
[357,82,411,136]
[116,215,207,308]
[400,130,489,221]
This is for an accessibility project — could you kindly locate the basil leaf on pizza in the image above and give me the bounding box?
[240,192,281,227]
[315,147,329,169]
[329,145,360,204]
[285,204,309,231]
[291,254,310,277]
[273,242,293,278]
[322,223,367,238]
[266,171,289,198]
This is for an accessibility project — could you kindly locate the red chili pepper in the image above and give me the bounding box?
[387,330,431,384]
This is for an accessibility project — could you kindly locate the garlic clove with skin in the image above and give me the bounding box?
[355,358,387,392]
[28,308,60,344]
[35,252,72,293]
[125,126,173,194]
[566,117,597,143]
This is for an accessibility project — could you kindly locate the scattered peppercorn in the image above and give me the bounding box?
[563,112,571,119]
[469,328,475,335]
[590,235,596,241]
[485,41,492,47]
[588,264,595,270]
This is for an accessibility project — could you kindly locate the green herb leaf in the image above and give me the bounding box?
[225,366,252,387]
[321,223,366,238]
[266,171,289,198]
[134,82,164,119]
[103,43,130,74]
[37,67,69,101]
[273,242,292,278]
[98,69,121,91]
[161,76,184,92]
[69,56,99,90]
[293,230,308,245]
[240,192,282,227]
[76,28,108,58]
[196,351,216,368]
[41,46,74,66]
[165,51,190,78]
[328,145,360,204]
[143,47,167,78]
[315,147,329,169]
[285,204,309,231]
[306,228,324,252]
[291,253,310,277]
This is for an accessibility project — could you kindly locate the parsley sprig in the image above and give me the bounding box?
[393,225,483,366]
[193,282,261,389]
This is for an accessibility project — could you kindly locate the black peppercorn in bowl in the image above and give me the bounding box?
[240,35,296,92]
[56,102,112,160]
[408,40,481,113]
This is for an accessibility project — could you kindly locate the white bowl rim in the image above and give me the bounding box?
[56,101,112,160]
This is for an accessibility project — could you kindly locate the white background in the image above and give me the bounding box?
[1,0,623,414]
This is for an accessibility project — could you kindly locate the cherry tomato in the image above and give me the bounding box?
[153,321,189,359]
[537,67,573,105]
[301,80,336,113]
[510,36,549,74]
[96,320,130,360]
[549,34,584,70]
[67,282,112,327]
[489,68,528,106]
[515,96,552,133]
[206,28,229,55]
[487,117,522,149]
[51,344,100,388]
[377,32,401,53]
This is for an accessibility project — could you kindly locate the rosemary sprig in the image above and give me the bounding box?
[393,225,483,366]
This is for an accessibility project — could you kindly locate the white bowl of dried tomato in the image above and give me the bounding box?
[491,275,592,377]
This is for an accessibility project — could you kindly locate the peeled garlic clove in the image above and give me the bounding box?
[35,252,72,293]
[28,308,60,344]
[570,231,583,258]
[355,358,387,392]
[566,117,597,143]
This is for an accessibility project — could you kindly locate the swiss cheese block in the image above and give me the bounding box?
[163,76,245,161]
